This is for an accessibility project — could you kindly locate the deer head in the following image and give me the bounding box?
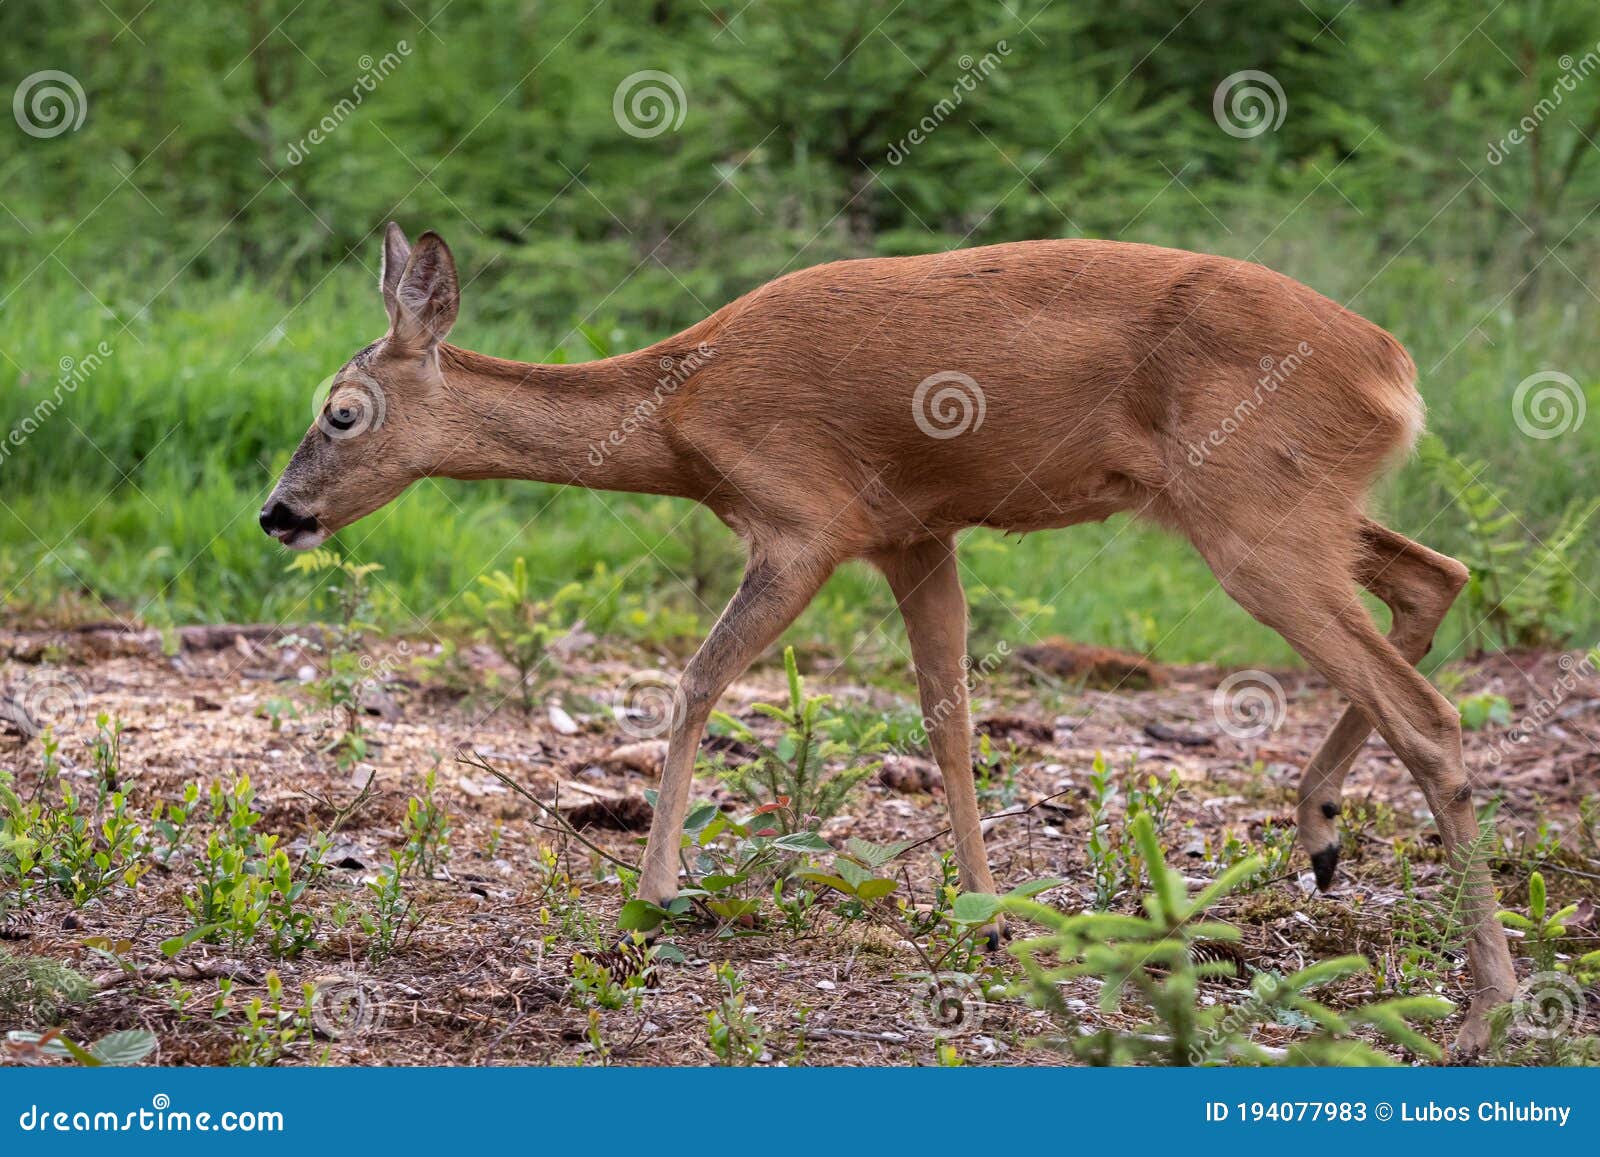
[259,223,460,549]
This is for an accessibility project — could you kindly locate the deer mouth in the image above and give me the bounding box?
[259,501,326,549]
[273,525,329,550]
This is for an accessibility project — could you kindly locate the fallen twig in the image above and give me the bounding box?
[92,959,260,990]
[456,745,637,872]
[804,1027,909,1044]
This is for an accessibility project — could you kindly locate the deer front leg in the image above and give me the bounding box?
[636,543,835,909]
[876,537,1002,941]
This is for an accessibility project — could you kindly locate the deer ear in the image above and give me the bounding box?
[392,231,459,349]
[380,222,411,327]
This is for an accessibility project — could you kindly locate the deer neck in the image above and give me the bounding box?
[431,344,696,498]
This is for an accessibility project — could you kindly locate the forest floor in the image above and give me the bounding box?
[1,624,1597,1066]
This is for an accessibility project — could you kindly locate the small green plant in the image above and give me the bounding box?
[534,844,597,941]
[1005,813,1451,1065]
[261,848,319,958]
[570,944,652,1012]
[285,548,385,766]
[1491,867,1600,1061]
[619,797,832,935]
[1,771,147,907]
[827,701,929,756]
[1086,751,1119,910]
[710,647,886,832]
[705,962,764,1065]
[1084,754,1180,909]
[1388,819,1497,997]
[88,714,126,796]
[1578,793,1600,859]
[401,767,453,878]
[1458,691,1512,731]
[1339,798,1396,863]
[229,971,319,1067]
[930,876,1061,979]
[0,946,92,1023]
[1497,871,1576,974]
[5,1028,158,1066]
[461,556,582,715]
[147,781,201,865]
[165,978,199,1021]
[1215,820,1294,879]
[1422,439,1600,653]
[362,850,423,962]
[581,1009,613,1065]
[1486,877,1600,1070]
[170,833,272,952]
[772,874,819,933]
[82,936,140,986]
[974,732,1019,808]
[161,777,319,959]
[1253,820,1298,879]
[1506,806,1564,866]
[903,851,961,939]
[1486,1000,1600,1067]
[800,836,910,919]
[254,695,302,731]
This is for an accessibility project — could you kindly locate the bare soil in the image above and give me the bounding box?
[2,625,1597,1066]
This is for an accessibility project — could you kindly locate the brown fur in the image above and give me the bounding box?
[263,225,1512,1052]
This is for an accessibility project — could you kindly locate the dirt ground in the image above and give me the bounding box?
[2,624,1597,1066]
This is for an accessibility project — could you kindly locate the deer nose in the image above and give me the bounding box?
[259,501,318,537]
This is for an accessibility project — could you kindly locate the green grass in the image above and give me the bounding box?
[2,235,1596,670]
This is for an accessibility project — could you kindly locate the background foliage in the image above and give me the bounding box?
[2,0,1597,664]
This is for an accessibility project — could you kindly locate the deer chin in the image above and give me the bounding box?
[274,526,329,551]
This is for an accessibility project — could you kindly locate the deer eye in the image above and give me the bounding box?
[325,402,359,431]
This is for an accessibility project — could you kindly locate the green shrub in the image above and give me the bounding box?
[1003,813,1451,1065]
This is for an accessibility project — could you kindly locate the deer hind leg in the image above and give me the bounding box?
[875,537,1001,927]
[1297,518,1470,889]
[636,540,834,908]
[1190,518,1513,1055]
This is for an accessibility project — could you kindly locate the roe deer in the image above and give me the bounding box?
[261,223,1515,1053]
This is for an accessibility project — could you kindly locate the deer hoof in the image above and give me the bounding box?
[615,927,660,952]
[977,916,1009,952]
[1449,1013,1492,1062]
